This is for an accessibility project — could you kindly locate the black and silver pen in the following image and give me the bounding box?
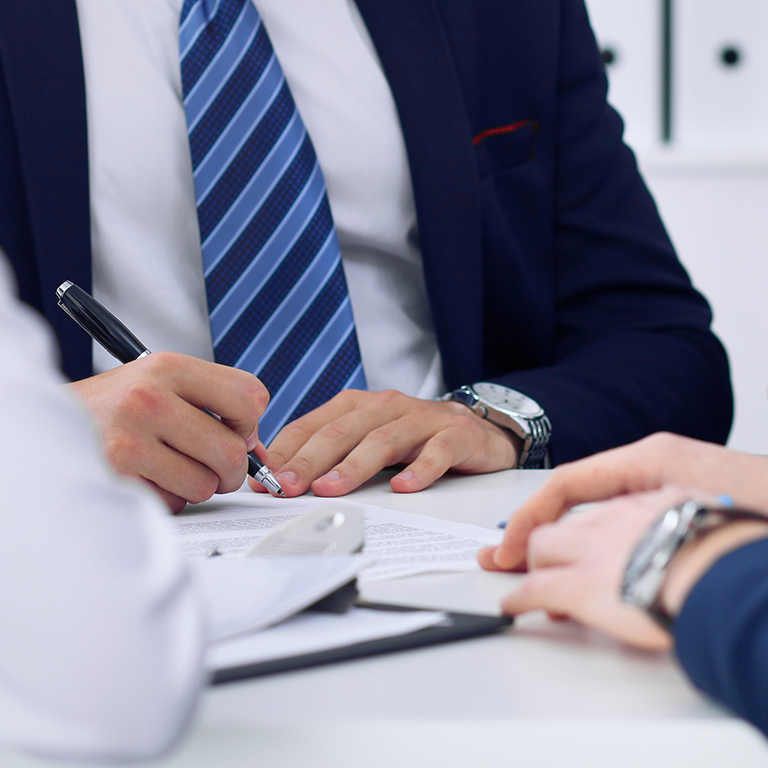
[56,280,285,497]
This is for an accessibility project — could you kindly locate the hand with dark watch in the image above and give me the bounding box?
[441,383,551,468]
[621,499,768,630]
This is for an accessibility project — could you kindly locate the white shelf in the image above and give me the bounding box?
[634,146,768,175]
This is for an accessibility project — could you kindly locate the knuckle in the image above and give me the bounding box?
[644,432,675,454]
[317,388,359,412]
[365,427,401,463]
[268,429,308,461]
[443,399,471,417]
[334,388,360,407]
[548,463,572,489]
[413,451,441,473]
[141,349,172,371]
[139,350,170,373]
[122,380,166,418]
[241,375,270,414]
[267,448,288,468]
[366,425,398,448]
[318,420,353,443]
[370,389,402,410]
[280,414,316,441]
[186,471,219,504]
[451,413,481,433]
[137,350,180,382]
[287,453,318,476]
[338,454,364,476]
[429,430,459,454]
[628,433,676,487]
[103,430,143,469]
[220,434,247,473]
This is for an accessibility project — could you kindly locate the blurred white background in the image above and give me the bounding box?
[585,0,768,454]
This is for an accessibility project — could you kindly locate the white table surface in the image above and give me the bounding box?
[6,470,768,767]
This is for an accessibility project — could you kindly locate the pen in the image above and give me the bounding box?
[56,280,285,497]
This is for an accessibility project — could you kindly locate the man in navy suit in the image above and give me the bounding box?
[0,0,732,510]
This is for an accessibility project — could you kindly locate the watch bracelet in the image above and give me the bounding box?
[520,415,552,468]
[638,505,768,632]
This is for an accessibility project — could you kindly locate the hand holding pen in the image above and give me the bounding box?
[57,281,285,504]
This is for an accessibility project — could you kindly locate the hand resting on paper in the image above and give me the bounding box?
[479,432,768,572]
[248,388,521,498]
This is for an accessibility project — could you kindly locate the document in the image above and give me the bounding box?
[206,607,446,673]
[192,555,370,642]
[174,496,508,678]
[173,495,502,581]
[358,506,502,582]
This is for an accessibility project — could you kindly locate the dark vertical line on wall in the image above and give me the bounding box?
[662,0,673,142]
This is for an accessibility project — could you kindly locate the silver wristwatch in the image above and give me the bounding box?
[441,383,551,468]
[621,499,768,630]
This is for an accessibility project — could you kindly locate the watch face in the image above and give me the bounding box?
[625,510,678,580]
[473,383,543,417]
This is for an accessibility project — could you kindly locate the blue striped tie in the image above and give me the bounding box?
[179,0,366,445]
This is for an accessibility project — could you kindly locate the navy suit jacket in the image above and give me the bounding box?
[0,0,733,463]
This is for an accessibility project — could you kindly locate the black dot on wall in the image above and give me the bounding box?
[601,48,618,67]
[720,47,742,67]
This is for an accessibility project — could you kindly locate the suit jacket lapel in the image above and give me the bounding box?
[0,0,91,379]
[354,0,484,387]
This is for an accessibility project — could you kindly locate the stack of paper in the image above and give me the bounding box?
[173,497,504,675]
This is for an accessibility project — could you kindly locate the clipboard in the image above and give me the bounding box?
[211,603,513,684]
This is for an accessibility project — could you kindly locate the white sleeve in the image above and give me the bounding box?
[0,257,205,762]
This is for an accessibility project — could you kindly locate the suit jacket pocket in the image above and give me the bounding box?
[473,120,539,177]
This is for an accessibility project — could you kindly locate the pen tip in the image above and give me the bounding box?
[276,489,287,497]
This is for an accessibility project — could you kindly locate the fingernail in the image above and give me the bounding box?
[478,546,493,560]
[276,471,298,487]
[318,470,341,483]
[245,430,259,451]
[394,470,414,482]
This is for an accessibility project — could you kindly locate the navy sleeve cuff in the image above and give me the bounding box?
[675,536,768,735]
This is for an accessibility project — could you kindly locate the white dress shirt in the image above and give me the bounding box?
[0,251,368,760]
[76,0,446,400]
[0,255,203,761]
